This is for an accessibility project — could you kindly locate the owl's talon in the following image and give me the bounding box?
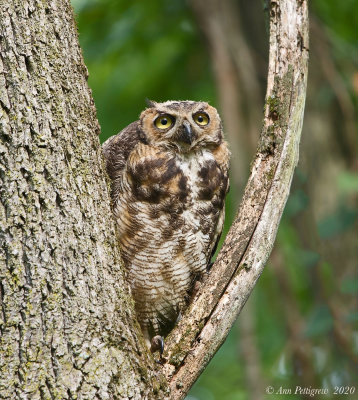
[155,356,167,365]
[150,335,164,355]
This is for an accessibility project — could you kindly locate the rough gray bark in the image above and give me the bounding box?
[164,1,309,398]
[0,1,165,399]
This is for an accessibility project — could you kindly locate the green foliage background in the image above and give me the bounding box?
[73,0,216,140]
[71,1,358,399]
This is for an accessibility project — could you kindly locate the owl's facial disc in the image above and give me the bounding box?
[142,102,220,151]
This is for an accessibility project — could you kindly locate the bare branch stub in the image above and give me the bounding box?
[163,1,309,398]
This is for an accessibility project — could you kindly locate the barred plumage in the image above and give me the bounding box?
[102,100,230,345]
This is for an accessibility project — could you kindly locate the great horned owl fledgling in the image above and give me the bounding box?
[102,100,230,349]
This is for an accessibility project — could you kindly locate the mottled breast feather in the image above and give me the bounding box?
[102,103,230,345]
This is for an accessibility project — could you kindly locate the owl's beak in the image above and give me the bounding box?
[178,120,195,145]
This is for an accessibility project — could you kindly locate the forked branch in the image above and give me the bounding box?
[163,1,309,398]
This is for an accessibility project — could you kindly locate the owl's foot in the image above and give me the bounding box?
[150,335,166,364]
[150,335,164,355]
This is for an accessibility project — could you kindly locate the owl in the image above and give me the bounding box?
[102,100,230,351]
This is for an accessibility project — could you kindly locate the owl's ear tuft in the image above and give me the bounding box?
[145,98,157,108]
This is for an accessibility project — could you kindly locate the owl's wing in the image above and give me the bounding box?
[209,184,229,265]
[209,211,224,264]
[208,143,230,265]
[102,121,145,201]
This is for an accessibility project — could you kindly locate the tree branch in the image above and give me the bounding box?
[163,1,309,398]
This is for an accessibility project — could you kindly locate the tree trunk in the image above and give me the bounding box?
[0,1,165,398]
[0,0,308,399]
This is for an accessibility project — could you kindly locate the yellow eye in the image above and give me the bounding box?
[154,114,174,130]
[193,112,209,126]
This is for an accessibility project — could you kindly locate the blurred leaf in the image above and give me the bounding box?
[277,222,315,313]
[186,387,215,400]
[275,351,294,378]
[319,262,335,296]
[352,332,358,356]
[318,206,357,239]
[304,305,333,337]
[338,171,358,194]
[254,269,288,366]
[316,83,336,107]
[284,189,309,217]
[312,0,358,46]
[297,249,320,268]
[312,346,328,373]
[340,277,358,294]
[294,168,308,184]
[345,311,358,324]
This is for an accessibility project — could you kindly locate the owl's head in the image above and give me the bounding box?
[139,100,223,152]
